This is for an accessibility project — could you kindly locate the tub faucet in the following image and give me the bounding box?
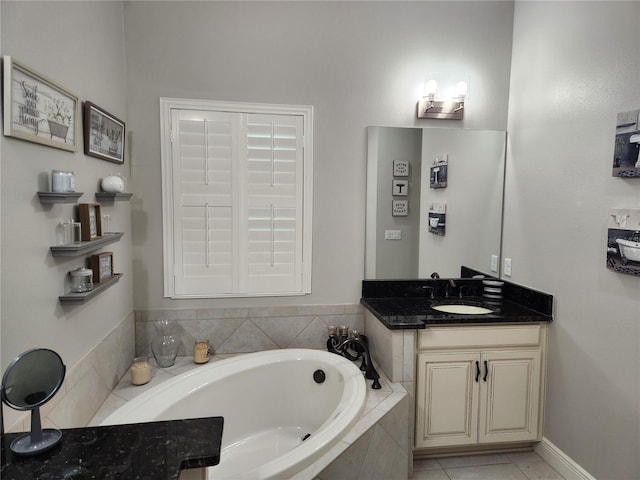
[334,334,381,390]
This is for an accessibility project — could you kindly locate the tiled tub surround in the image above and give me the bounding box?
[135,304,365,357]
[3,313,134,434]
[91,354,409,480]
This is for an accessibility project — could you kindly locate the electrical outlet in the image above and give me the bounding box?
[504,258,512,276]
[490,255,498,272]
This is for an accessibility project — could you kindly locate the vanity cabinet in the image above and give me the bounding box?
[415,324,545,450]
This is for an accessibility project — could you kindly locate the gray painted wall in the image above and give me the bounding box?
[373,127,422,279]
[0,1,132,369]
[506,2,640,478]
[122,1,514,309]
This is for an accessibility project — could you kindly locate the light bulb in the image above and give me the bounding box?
[455,81,468,99]
[425,80,438,97]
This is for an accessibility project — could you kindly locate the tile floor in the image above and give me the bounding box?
[411,452,565,480]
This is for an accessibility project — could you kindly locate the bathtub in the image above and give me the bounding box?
[101,349,367,479]
[617,238,640,263]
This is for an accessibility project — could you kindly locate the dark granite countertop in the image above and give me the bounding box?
[1,417,223,480]
[361,296,552,329]
[362,270,553,330]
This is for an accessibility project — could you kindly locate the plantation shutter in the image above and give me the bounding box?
[172,110,237,295]
[168,106,307,297]
[243,114,303,293]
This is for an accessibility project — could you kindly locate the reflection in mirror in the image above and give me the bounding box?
[366,127,506,279]
[1,348,66,455]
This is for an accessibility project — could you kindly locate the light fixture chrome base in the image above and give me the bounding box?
[417,98,464,120]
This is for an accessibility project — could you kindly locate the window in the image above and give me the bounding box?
[160,99,313,298]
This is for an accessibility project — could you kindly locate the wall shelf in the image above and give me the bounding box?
[50,232,124,257]
[59,273,122,304]
[95,192,133,202]
[38,192,84,204]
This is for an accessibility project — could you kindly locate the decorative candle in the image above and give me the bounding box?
[130,357,151,385]
[193,341,210,364]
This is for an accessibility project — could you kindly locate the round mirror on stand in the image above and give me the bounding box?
[1,348,66,456]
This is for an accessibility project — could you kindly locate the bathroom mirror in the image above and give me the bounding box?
[1,348,66,455]
[365,127,506,279]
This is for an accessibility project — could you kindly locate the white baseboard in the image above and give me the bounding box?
[535,437,597,480]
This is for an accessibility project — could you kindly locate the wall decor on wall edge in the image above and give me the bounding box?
[428,202,446,236]
[392,179,409,196]
[606,208,640,276]
[393,159,409,177]
[612,108,640,177]
[83,101,125,164]
[430,154,448,188]
[392,199,408,216]
[2,56,79,152]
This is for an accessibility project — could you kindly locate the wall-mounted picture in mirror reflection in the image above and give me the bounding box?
[612,109,640,177]
[606,208,640,276]
[83,101,125,164]
[430,154,448,188]
[428,202,446,236]
[2,56,79,151]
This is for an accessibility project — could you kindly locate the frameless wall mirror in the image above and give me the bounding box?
[1,348,66,455]
[365,127,506,279]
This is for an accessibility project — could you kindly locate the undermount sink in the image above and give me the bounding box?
[431,304,494,315]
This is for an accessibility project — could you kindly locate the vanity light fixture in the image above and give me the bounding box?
[417,80,467,120]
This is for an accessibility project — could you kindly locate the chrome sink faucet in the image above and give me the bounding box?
[446,279,456,298]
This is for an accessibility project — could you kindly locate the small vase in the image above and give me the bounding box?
[151,320,180,368]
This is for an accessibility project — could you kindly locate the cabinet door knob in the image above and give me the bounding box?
[483,360,489,382]
[475,361,480,382]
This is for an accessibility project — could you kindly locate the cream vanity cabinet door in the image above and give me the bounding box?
[415,352,480,448]
[478,349,542,444]
[415,325,546,450]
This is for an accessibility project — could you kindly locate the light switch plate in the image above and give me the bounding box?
[491,255,498,272]
[385,230,401,240]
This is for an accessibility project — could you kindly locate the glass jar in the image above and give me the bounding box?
[151,320,180,368]
[69,268,93,293]
[193,340,211,364]
[130,357,151,386]
[51,170,75,192]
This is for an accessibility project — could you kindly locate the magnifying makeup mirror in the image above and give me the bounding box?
[1,348,66,455]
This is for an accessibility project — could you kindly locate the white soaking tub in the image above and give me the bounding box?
[102,349,367,480]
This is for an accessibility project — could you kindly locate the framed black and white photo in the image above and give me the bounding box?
[2,56,79,151]
[83,101,125,164]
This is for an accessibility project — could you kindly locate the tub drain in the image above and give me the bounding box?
[313,369,326,384]
[302,433,311,441]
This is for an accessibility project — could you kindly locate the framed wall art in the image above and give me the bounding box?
[2,56,79,151]
[392,199,409,216]
[392,179,409,196]
[78,203,102,241]
[83,101,125,164]
[91,252,114,283]
[606,208,640,276]
[612,109,640,177]
[393,159,409,177]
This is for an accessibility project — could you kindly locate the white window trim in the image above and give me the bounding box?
[159,98,313,298]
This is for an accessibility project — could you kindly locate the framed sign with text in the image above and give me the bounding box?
[91,252,114,283]
[2,56,79,151]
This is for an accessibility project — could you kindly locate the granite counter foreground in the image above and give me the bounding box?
[1,417,223,480]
